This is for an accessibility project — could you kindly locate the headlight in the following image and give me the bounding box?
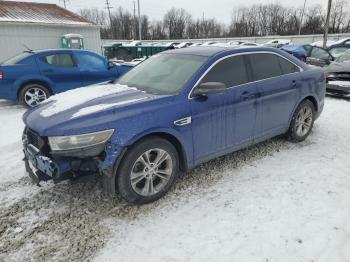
[48,129,114,151]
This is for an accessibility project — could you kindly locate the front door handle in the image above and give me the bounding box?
[240,91,255,100]
[43,69,53,73]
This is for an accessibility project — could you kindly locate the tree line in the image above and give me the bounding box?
[79,1,350,40]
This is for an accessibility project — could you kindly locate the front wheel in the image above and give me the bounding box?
[116,137,179,204]
[287,99,316,142]
[19,84,50,108]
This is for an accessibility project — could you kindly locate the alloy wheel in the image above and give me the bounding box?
[24,87,48,107]
[130,148,173,196]
[295,106,313,137]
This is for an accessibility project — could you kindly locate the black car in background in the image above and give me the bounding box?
[325,49,350,95]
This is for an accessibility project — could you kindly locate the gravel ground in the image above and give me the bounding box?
[0,134,286,261]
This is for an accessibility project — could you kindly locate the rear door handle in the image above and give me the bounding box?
[43,69,53,73]
[240,91,256,100]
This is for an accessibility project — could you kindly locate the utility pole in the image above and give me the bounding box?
[133,0,137,40]
[323,0,332,49]
[105,0,113,38]
[298,0,307,35]
[137,0,141,40]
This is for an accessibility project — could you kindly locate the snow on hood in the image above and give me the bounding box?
[70,97,148,119]
[40,83,136,117]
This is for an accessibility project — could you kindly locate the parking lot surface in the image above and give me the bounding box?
[0,97,349,262]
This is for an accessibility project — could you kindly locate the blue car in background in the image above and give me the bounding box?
[0,49,133,107]
[22,46,325,204]
[281,44,334,67]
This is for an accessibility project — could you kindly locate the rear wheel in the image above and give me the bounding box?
[19,84,50,108]
[116,137,179,204]
[287,99,316,142]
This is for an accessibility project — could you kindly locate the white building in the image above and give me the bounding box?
[0,1,101,62]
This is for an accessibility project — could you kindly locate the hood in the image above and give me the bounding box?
[23,82,162,136]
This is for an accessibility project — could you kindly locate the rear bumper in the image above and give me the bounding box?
[0,80,17,100]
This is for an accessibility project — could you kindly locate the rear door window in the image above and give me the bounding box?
[201,55,249,87]
[247,53,283,81]
[42,54,74,67]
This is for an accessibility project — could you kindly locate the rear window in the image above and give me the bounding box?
[278,57,300,74]
[1,52,32,65]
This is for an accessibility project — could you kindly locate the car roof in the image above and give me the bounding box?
[162,46,282,58]
[32,49,96,54]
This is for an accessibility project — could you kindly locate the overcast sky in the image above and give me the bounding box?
[14,0,329,23]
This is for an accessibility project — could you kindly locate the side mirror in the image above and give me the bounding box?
[192,82,226,97]
[107,61,116,69]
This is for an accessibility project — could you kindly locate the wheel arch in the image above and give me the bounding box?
[16,80,52,100]
[288,95,319,127]
[125,132,189,173]
[303,95,318,112]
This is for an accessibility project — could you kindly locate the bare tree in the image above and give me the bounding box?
[79,2,350,40]
[163,8,191,39]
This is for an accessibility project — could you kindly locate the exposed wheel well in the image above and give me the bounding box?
[17,80,52,100]
[129,133,188,172]
[303,96,318,112]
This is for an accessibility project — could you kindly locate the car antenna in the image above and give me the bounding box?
[23,44,34,53]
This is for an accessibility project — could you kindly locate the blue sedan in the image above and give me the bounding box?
[0,49,133,107]
[22,46,325,204]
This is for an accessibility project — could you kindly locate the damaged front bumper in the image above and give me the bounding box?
[22,129,125,194]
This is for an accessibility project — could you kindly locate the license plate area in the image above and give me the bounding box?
[24,144,57,178]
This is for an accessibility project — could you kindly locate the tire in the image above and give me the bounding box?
[116,137,179,204]
[19,83,51,108]
[287,99,316,142]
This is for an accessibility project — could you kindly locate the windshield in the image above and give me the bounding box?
[1,52,32,65]
[117,53,207,95]
[336,50,350,63]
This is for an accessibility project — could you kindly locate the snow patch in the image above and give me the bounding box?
[40,83,134,117]
[70,97,148,119]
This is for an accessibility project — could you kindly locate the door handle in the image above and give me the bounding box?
[240,91,255,100]
[43,69,53,73]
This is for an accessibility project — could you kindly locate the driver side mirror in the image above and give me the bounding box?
[192,82,226,97]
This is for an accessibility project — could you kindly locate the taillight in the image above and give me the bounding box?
[324,71,328,81]
[0,71,3,80]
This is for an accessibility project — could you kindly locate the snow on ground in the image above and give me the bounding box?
[0,97,350,261]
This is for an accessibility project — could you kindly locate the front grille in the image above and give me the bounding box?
[26,129,45,150]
